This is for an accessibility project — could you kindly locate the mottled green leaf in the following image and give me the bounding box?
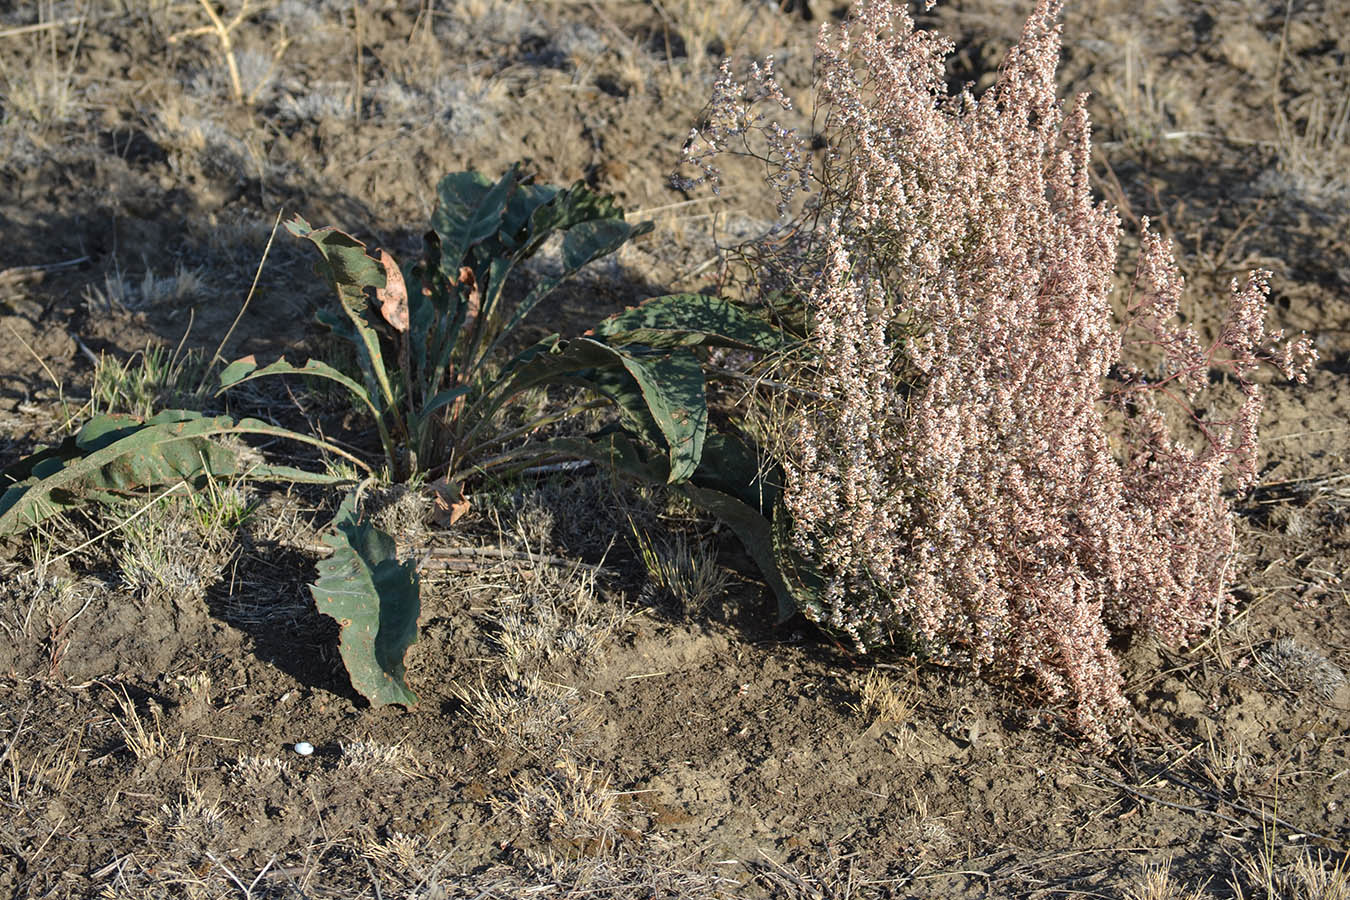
[432,169,513,273]
[592,293,788,352]
[0,413,244,535]
[609,348,706,483]
[0,412,355,536]
[311,490,420,707]
[489,338,706,482]
[288,217,399,418]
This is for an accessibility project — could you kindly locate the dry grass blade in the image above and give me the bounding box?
[106,685,183,760]
[205,207,284,376]
[0,700,31,775]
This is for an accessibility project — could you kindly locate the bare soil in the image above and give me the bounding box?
[1,2,1347,898]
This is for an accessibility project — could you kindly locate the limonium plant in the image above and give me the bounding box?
[679,0,1315,741]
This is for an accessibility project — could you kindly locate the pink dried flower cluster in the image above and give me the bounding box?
[682,0,1315,742]
[676,56,811,217]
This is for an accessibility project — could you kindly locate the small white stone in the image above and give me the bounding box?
[294,741,315,756]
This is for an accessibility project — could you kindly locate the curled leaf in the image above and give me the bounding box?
[458,266,480,330]
[429,477,471,526]
[376,250,409,332]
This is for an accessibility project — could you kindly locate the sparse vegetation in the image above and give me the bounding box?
[0,0,1345,897]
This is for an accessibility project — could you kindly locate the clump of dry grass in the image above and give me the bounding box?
[107,686,184,761]
[231,754,292,791]
[1252,637,1347,703]
[495,757,628,858]
[0,564,102,667]
[847,669,914,727]
[82,264,207,316]
[361,480,433,557]
[0,6,87,131]
[630,518,729,618]
[497,473,636,560]
[143,774,225,846]
[483,551,628,678]
[1125,858,1214,900]
[112,487,240,607]
[90,340,211,418]
[451,845,738,899]
[755,842,869,900]
[340,739,422,777]
[361,828,427,876]
[1,700,83,810]
[1232,846,1350,900]
[452,672,595,762]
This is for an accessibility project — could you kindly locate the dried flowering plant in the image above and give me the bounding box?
[678,0,1315,741]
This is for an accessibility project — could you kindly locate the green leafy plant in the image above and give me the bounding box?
[0,165,800,710]
[220,167,697,487]
[0,409,346,537]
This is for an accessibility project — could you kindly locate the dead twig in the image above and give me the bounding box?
[423,545,609,573]
[306,540,608,574]
[0,17,85,40]
[0,256,88,284]
[170,1,279,106]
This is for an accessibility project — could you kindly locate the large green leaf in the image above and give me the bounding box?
[311,490,420,707]
[606,348,705,484]
[420,385,471,418]
[691,430,780,513]
[404,256,436,386]
[499,182,561,253]
[543,430,671,486]
[219,355,396,472]
[474,255,515,337]
[486,336,603,406]
[476,183,649,322]
[432,169,514,274]
[286,215,385,290]
[563,217,646,271]
[0,412,355,536]
[287,216,399,418]
[591,293,789,352]
[562,365,669,460]
[523,180,627,256]
[0,413,245,535]
[488,338,706,483]
[475,218,651,370]
[0,411,194,495]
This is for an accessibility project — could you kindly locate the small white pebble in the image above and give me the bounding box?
[294,741,314,756]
